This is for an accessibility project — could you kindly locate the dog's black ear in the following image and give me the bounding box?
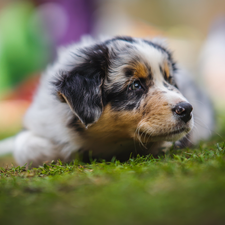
[55,44,109,128]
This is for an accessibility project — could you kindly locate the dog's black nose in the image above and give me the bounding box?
[172,102,193,123]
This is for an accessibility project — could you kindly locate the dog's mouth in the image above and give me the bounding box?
[137,127,190,142]
[157,127,187,137]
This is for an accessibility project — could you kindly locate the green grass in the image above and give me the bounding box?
[0,111,225,225]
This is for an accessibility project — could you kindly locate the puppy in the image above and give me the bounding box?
[11,36,214,167]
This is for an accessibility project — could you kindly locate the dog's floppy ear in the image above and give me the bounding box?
[55,44,109,128]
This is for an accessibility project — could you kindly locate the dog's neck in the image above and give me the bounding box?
[73,136,167,162]
[68,113,171,162]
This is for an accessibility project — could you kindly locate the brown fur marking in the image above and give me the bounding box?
[164,62,170,79]
[133,62,148,79]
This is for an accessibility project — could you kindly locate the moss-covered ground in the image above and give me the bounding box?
[0,111,225,225]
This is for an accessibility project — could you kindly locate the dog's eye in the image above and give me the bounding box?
[129,80,143,91]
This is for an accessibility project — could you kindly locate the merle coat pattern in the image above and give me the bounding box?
[13,36,215,167]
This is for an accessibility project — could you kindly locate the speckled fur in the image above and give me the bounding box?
[12,36,214,167]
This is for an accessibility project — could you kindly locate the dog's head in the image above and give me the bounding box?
[54,36,193,144]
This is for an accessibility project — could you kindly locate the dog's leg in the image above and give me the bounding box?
[14,131,63,167]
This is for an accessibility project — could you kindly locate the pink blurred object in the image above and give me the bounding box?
[5,74,40,102]
[0,75,40,132]
[0,100,30,132]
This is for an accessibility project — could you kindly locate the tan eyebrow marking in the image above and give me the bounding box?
[133,62,148,79]
[164,62,170,79]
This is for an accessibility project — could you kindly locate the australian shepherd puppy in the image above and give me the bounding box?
[8,36,214,167]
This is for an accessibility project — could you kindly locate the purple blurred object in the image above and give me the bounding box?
[35,0,95,46]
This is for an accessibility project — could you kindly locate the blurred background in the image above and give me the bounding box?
[0,0,225,140]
